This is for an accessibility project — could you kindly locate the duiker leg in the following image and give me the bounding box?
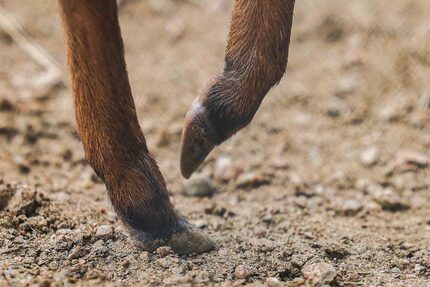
[181,0,295,178]
[57,0,214,254]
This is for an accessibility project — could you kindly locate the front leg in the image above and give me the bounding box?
[181,0,296,178]
[57,0,214,254]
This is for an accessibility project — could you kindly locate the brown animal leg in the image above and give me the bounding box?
[181,0,296,178]
[57,0,214,254]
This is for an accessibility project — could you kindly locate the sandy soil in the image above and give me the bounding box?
[1,0,430,286]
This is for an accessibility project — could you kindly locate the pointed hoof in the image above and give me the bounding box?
[180,99,217,179]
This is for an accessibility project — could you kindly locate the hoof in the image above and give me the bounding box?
[180,98,217,179]
[133,221,215,255]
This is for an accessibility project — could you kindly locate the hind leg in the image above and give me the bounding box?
[181,0,296,178]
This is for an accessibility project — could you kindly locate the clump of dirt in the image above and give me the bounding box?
[0,181,15,211]
[0,184,74,233]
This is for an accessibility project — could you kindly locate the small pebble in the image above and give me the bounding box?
[155,257,171,269]
[378,103,402,122]
[48,261,59,271]
[361,146,380,166]
[214,156,244,182]
[291,254,309,267]
[234,265,251,280]
[139,251,150,261]
[95,225,114,240]
[68,246,87,260]
[266,277,283,287]
[302,262,336,286]
[334,77,357,98]
[182,173,217,197]
[156,246,173,257]
[324,243,349,260]
[339,199,363,216]
[326,99,346,118]
[121,259,131,269]
[372,188,410,212]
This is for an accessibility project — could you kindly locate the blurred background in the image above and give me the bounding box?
[1,0,430,286]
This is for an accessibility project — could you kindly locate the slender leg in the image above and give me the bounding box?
[181,0,296,178]
[57,0,214,254]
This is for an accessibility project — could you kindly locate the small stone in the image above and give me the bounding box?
[155,257,171,268]
[91,240,108,255]
[266,277,283,287]
[68,245,87,259]
[372,188,410,212]
[378,104,401,122]
[361,147,380,166]
[218,248,230,257]
[49,261,59,271]
[339,199,363,216]
[236,172,270,189]
[95,225,114,240]
[235,265,251,280]
[326,98,346,118]
[334,77,357,98]
[139,251,150,261]
[270,158,290,170]
[121,259,131,269]
[156,246,173,257]
[302,262,336,286]
[182,173,217,197]
[291,254,309,267]
[27,215,48,229]
[214,156,244,182]
[324,243,349,260]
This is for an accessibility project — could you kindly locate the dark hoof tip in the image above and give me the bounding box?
[135,225,215,255]
[180,99,217,179]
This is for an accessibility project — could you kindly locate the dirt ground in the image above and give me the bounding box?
[1,0,430,286]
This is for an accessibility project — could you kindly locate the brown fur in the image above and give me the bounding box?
[203,0,295,143]
[56,0,183,241]
[56,0,296,251]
